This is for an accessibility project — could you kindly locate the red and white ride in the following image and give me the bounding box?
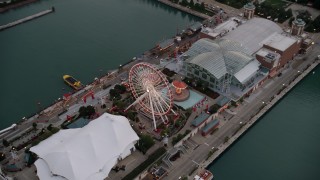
[125,62,175,130]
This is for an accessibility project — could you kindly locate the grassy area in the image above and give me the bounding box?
[265,0,287,6]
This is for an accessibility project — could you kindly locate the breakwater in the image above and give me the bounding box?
[0,7,54,31]
[157,0,210,19]
[200,60,320,172]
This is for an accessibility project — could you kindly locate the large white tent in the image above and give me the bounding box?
[31,113,139,180]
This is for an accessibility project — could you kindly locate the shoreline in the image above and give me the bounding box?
[201,60,320,173]
[157,0,210,19]
[0,55,145,130]
[0,0,38,13]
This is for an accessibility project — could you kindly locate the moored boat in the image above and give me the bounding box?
[63,75,83,90]
[194,169,214,180]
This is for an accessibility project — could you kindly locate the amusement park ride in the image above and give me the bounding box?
[125,62,177,130]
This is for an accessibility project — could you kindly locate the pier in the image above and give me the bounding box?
[157,0,210,19]
[199,60,320,172]
[0,7,54,31]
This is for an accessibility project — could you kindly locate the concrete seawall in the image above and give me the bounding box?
[157,0,210,19]
[200,60,320,170]
[0,8,54,31]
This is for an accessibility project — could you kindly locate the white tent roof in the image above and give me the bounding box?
[34,159,67,180]
[234,59,261,84]
[31,113,139,180]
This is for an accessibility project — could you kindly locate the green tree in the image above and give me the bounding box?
[189,0,195,7]
[314,0,320,9]
[114,84,126,94]
[208,104,221,114]
[200,2,205,11]
[113,100,126,109]
[0,152,6,162]
[78,105,96,117]
[47,124,53,131]
[2,139,10,147]
[109,89,121,100]
[136,134,155,154]
[180,0,188,6]
[127,110,136,120]
[181,176,188,180]
[32,122,38,130]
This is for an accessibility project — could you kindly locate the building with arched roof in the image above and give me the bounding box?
[182,38,262,99]
[223,18,283,55]
[180,17,302,100]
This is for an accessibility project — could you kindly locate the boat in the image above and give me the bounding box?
[194,169,214,180]
[63,75,83,90]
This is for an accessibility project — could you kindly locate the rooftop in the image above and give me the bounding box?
[189,22,202,32]
[31,113,139,180]
[184,38,253,79]
[293,18,306,26]
[256,48,281,60]
[223,18,283,55]
[244,2,255,10]
[158,39,174,49]
[234,59,261,84]
[261,32,297,51]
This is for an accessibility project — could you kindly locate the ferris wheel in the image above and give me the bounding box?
[125,62,175,130]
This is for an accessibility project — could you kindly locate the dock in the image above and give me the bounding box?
[0,7,54,31]
[200,60,320,170]
[157,0,210,19]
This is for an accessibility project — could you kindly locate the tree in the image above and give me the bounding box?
[314,0,320,9]
[230,101,237,107]
[127,110,136,120]
[136,134,155,154]
[32,122,38,130]
[208,104,221,114]
[113,100,126,109]
[47,124,53,131]
[109,89,121,100]
[2,139,10,147]
[189,0,195,7]
[180,0,188,6]
[78,105,96,117]
[200,2,205,11]
[0,152,5,162]
[114,84,126,94]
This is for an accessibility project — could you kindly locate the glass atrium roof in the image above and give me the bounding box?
[184,38,253,79]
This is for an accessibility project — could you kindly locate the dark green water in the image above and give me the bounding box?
[208,66,320,180]
[1,0,320,179]
[0,0,200,128]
